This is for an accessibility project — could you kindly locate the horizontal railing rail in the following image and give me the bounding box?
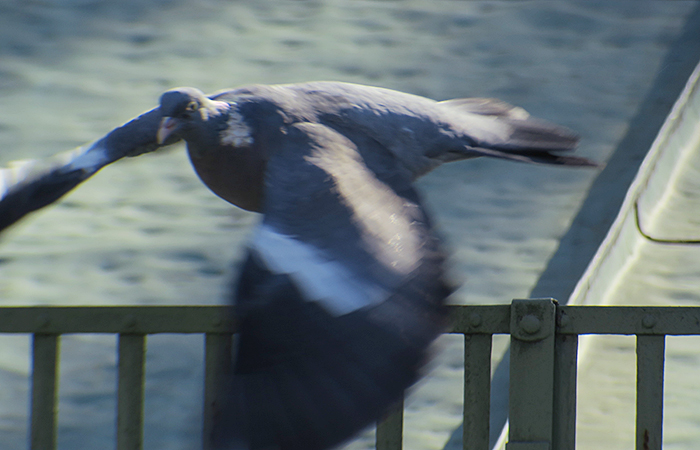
[2,300,698,450]
[4,303,700,335]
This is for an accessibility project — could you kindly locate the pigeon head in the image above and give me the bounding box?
[157,87,229,144]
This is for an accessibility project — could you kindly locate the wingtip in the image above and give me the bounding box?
[0,142,110,234]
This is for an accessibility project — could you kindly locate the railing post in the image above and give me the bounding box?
[376,399,404,450]
[30,333,60,450]
[506,299,557,450]
[463,333,493,450]
[203,333,234,450]
[552,331,578,450]
[117,333,147,450]
[636,334,665,450]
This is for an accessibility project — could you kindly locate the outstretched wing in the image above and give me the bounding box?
[211,122,450,450]
[0,108,171,233]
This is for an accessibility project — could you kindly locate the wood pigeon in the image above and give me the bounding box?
[0,82,595,450]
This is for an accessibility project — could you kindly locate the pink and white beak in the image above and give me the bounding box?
[157,117,179,145]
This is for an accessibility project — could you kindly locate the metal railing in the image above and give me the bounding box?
[1,306,234,450]
[2,299,699,450]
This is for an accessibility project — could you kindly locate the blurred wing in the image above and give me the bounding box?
[0,145,98,231]
[212,122,450,450]
[0,107,172,233]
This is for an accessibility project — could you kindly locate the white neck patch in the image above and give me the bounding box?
[219,106,254,147]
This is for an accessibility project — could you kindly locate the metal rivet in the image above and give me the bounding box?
[124,315,137,329]
[469,313,482,328]
[520,314,541,334]
[642,314,657,328]
[37,315,50,329]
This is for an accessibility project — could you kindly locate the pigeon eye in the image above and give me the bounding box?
[178,101,199,119]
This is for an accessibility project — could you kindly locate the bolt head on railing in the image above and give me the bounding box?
[520,315,541,334]
[642,314,657,329]
[510,298,557,341]
[36,314,51,331]
[469,312,483,328]
[123,315,138,330]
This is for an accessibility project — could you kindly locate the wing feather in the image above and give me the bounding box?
[0,107,169,232]
[211,122,450,450]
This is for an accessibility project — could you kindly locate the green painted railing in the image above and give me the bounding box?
[2,300,699,450]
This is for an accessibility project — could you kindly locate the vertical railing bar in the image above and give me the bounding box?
[202,333,234,450]
[635,334,665,450]
[507,299,556,449]
[463,333,493,450]
[117,333,147,450]
[30,333,60,450]
[376,399,404,450]
[552,333,578,450]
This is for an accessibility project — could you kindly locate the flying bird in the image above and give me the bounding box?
[0,82,595,450]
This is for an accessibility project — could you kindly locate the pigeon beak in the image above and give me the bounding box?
[157,117,178,145]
